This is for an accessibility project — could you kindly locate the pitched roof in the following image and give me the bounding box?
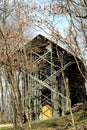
[27,34,87,65]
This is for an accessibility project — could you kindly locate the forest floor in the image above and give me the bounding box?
[0,103,87,130]
[29,110,87,130]
[0,124,13,128]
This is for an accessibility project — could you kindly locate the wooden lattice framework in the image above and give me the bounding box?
[21,34,86,120]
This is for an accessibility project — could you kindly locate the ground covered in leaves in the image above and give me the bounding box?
[0,109,87,130]
[30,110,87,130]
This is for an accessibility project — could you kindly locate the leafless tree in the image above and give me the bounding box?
[0,0,33,129]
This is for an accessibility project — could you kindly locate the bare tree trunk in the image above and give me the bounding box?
[0,76,4,123]
[11,91,17,129]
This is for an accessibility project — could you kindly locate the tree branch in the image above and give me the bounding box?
[76,14,87,19]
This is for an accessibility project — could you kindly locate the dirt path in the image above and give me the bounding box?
[0,124,13,128]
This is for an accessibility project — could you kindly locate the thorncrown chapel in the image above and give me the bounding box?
[15,34,86,120]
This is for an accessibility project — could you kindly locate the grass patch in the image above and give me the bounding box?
[0,128,13,130]
[30,110,87,130]
[0,110,87,130]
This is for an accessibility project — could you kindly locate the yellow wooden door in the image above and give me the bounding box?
[42,105,52,120]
